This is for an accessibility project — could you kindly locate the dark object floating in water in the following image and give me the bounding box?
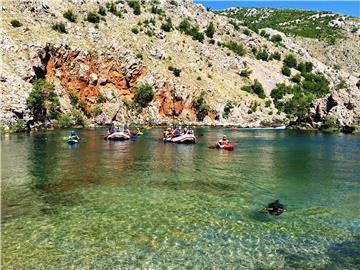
[262,200,286,215]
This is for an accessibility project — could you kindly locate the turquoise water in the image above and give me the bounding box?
[1,128,360,269]
[195,1,360,17]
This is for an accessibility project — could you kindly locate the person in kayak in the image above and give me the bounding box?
[262,200,286,215]
[69,130,79,139]
[218,135,229,146]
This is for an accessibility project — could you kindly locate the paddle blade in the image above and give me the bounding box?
[63,136,69,140]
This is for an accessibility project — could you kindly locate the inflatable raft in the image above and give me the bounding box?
[104,132,130,140]
[163,134,196,144]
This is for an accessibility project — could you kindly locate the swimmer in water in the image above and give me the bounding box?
[261,200,286,215]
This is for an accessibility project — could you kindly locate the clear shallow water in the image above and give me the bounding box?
[194,1,360,17]
[1,128,360,269]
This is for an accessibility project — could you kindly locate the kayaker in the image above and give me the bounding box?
[218,135,229,146]
[262,200,286,215]
[70,130,79,139]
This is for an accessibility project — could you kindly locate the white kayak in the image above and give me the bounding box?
[104,132,130,140]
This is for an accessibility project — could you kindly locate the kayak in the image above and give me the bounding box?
[104,132,130,140]
[171,134,196,144]
[67,138,79,144]
[217,143,234,150]
[137,132,143,136]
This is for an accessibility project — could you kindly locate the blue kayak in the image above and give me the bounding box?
[67,138,79,144]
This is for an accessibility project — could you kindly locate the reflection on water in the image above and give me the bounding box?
[1,128,360,269]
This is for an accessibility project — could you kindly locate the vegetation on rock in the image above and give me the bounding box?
[134,84,154,108]
[10,19,22,27]
[193,91,209,121]
[63,9,77,22]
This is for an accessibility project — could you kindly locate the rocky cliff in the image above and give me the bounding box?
[0,0,359,132]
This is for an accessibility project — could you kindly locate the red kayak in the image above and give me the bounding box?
[217,143,234,150]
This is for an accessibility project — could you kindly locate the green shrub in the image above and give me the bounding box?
[77,99,86,110]
[151,5,165,15]
[63,9,77,22]
[252,79,265,99]
[161,17,173,32]
[128,0,141,15]
[205,22,215,38]
[322,116,338,129]
[209,39,215,45]
[301,72,329,97]
[10,19,22,27]
[335,79,348,90]
[270,51,281,61]
[281,65,291,76]
[68,92,78,106]
[94,106,103,116]
[145,30,154,37]
[283,54,297,68]
[98,5,107,16]
[192,91,209,121]
[51,22,67,33]
[131,27,139,34]
[27,80,60,120]
[297,61,313,75]
[96,93,107,103]
[72,110,86,126]
[27,80,55,108]
[222,40,245,56]
[270,34,282,43]
[134,84,153,108]
[178,19,204,43]
[86,12,100,23]
[178,19,191,33]
[135,52,143,60]
[256,49,269,61]
[172,68,181,77]
[239,69,252,78]
[265,99,272,107]
[243,28,251,36]
[57,114,72,128]
[271,71,330,122]
[106,2,122,16]
[223,101,235,119]
[241,85,253,93]
[169,0,177,6]
[251,47,257,55]
[229,20,240,31]
[291,73,302,84]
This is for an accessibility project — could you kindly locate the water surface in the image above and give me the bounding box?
[1,128,359,269]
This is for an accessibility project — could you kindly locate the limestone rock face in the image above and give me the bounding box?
[312,86,360,127]
[0,0,358,131]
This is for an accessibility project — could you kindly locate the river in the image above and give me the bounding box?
[1,128,359,269]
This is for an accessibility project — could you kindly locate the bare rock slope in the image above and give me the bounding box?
[0,0,359,131]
